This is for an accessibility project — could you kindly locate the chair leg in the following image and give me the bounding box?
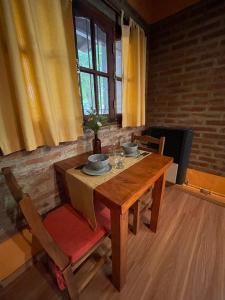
[63,267,79,300]
[132,200,140,235]
[77,256,106,294]
[62,289,71,300]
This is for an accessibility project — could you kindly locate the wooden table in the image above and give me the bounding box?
[54,150,173,291]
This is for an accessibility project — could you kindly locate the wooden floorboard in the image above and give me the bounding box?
[1,185,225,300]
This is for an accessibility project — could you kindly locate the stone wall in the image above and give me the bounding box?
[0,125,143,242]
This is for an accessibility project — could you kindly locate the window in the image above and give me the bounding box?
[73,1,122,121]
[115,40,122,114]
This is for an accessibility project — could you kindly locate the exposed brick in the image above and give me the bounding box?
[206,120,225,126]
[189,161,209,168]
[202,29,225,41]
[201,145,224,152]
[172,39,199,50]
[25,152,61,165]
[192,127,217,132]
[198,156,217,163]
[215,153,225,160]
[202,133,225,140]
[148,0,225,177]
[183,107,207,112]
[0,125,144,242]
[209,106,225,111]
[185,62,214,72]
[188,21,221,37]
[182,92,208,99]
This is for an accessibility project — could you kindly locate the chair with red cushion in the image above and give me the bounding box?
[2,167,111,300]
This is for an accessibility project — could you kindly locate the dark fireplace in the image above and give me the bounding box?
[144,127,193,184]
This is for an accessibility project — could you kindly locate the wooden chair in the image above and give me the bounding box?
[132,133,165,155]
[130,133,166,234]
[2,167,111,300]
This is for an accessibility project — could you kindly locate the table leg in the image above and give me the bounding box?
[132,200,140,235]
[110,209,128,291]
[150,173,166,232]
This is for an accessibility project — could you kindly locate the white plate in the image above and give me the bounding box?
[82,164,112,176]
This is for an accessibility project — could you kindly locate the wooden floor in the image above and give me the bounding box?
[1,185,225,300]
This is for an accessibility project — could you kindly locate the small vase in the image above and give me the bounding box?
[92,133,101,154]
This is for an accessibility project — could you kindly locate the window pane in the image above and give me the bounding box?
[116,80,122,114]
[97,76,109,114]
[95,25,107,73]
[115,40,122,77]
[75,17,93,69]
[80,72,95,114]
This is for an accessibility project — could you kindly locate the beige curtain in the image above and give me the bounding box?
[121,18,146,128]
[0,0,83,155]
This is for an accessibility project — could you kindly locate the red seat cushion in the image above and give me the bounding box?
[43,202,110,264]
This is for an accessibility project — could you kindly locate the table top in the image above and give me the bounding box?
[54,148,173,213]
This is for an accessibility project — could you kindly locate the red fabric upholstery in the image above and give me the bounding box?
[49,260,66,290]
[94,200,111,232]
[43,202,110,264]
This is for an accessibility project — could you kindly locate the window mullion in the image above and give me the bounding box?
[80,66,110,78]
[90,19,99,114]
[108,36,116,120]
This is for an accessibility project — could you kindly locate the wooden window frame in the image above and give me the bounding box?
[73,0,118,122]
[115,38,122,119]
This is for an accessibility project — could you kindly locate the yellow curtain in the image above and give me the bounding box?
[0,0,83,155]
[121,18,146,127]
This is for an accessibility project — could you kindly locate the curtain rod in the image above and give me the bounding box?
[102,0,148,32]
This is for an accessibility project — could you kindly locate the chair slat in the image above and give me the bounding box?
[2,167,24,203]
[132,133,165,155]
[2,167,69,270]
[20,195,69,270]
[130,132,166,234]
[2,167,110,298]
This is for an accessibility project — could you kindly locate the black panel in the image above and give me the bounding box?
[144,127,193,184]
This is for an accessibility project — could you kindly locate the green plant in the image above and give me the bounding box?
[84,109,107,134]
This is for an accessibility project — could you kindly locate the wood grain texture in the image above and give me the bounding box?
[110,209,128,290]
[20,195,70,270]
[54,148,172,216]
[178,184,225,208]
[2,185,225,300]
[130,134,166,233]
[55,148,173,290]
[131,200,140,235]
[2,168,69,270]
[127,0,199,23]
[132,134,165,155]
[76,185,225,300]
[150,173,166,232]
[94,153,172,213]
[2,168,110,299]
[186,168,225,197]
[2,167,24,203]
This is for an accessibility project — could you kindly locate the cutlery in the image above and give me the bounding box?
[136,151,148,158]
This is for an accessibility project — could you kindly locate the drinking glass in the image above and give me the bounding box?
[114,150,125,169]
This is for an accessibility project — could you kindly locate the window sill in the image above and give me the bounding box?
[101,120,122,129]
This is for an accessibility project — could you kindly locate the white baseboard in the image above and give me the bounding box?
[166,163,178,184]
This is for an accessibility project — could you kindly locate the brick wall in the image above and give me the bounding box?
[147,0,225,177]
[0,125,143,242]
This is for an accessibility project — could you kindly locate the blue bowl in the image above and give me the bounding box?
[88,154,109,170]
[122,142,138,154]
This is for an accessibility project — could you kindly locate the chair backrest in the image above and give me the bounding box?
[132,133,165,155]
[2,167,69,270]
[2,167,24,203]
